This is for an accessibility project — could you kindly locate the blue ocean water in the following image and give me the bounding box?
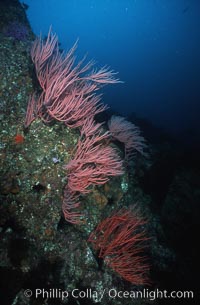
[21,0,200,142]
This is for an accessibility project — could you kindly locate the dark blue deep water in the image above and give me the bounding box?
[21,0,200,145]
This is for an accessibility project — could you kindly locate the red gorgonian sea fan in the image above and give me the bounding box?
[62,118,124,224]
[88,208,150,286]
[25,27,120,128]
[64,117,124,194]
[108,115,147,161]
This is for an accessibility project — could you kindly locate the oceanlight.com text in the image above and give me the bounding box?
[23,287,194,302]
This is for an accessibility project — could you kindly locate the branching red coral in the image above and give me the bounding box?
[108,115,147,160]
[65,118,124,194]
[88,208,150,285]
[62,118,124,224]
[62,187,84,225]
[26,27,120,128]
